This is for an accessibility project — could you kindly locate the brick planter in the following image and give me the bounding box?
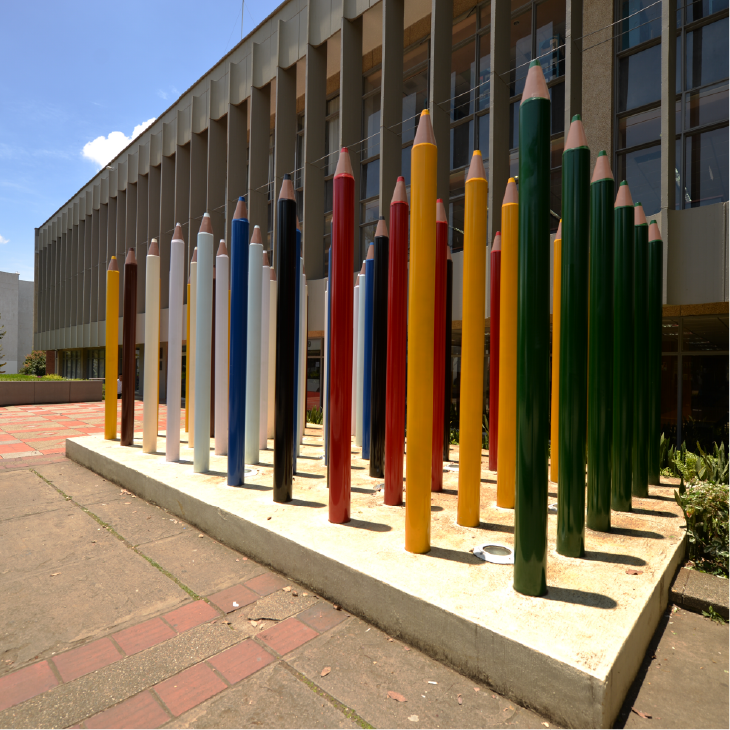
[0,380,103,406]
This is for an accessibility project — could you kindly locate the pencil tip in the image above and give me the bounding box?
[199,213,213,234]
[251,225,262,244]
[148,238,159,256]
[108,256,118,271]
[234,196,248,219]
[217,239,228,256]
[125,248,137,265]
[173,223,184,241]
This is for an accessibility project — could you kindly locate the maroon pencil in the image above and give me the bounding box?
[121,248,138,446]
[384,177,409,506]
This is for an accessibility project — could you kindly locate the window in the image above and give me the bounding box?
[267,131,275,247]
[360,68,381,261]
[323,95,340,274]
[294,113,304,222]
[401,37,430,196]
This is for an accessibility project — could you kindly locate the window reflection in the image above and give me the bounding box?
[685,127,729,208]
[618,45,661,113]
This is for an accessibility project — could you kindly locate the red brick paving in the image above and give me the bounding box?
[258,617,319,655]
[208,584,259,613]
[153,663,227,717]
[51,637,122,683]
[163,601,220,633]
[84,690,170,729]
[112,617,176,656]
[245,571,289,596]
[208,640,275,684]
[0,660,58,712]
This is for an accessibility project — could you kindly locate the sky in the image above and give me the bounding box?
[0,0,280,281]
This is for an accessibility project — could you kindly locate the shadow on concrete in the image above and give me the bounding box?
[612,526,665,540]
[476,521,515,534]
[340,518,392,532]
[294,471,325,479]
[631,506,678,518]
[289,498,326,509]
[480,477,497,484]
[545,586,618,609]
[227,481,270,491]
[424,546,484,565]
[351,485,375,494]
[431,505,444,512]
[584,550,647,567]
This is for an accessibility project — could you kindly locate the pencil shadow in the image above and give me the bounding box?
[351,486,375,494]
[294,471,325,479]
[289,498,326,509]
[202,469,228,478]
[476,521,515,535]
[611,526,664,540]
[630,506,677,518]
[440,488,458,496]
[298,454,322,460]
[584,550,647,567]
[351,465,366,470]
[480,477,497,484]
[431,505,444,512]
[227,481,270,491]
[340,518,392,532]
[548,491,558,498]
[424,546,484,565]
[544,586,618,609]
[646,494,677,502]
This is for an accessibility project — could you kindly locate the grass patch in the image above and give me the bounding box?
[0,373,68,381]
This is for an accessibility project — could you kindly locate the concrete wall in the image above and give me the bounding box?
[0,271,20,373]
[17,280,35,369]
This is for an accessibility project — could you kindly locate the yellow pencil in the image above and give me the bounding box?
[104,257,119,440]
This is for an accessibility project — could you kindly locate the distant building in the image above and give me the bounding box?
[0,271,34,374]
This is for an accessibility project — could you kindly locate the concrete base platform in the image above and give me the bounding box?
[66,426,686,728]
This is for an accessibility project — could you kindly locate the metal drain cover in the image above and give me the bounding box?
[473,543,514,564]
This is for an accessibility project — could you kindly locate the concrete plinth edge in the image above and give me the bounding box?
[66,436,687,729]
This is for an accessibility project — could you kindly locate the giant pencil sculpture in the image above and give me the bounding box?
[274,175,297,502]
[352,281,359,437]
[633,202,649,498]
[362,246,375,460]
[488,232,502,472]
[514,60,550,597]
[431,200,448,492]
[193,214,214,473]
[104,256,119,440]
[189,248,198,448]
[267,266,277,440]
[167,225,184,461]
[298,274,307,452]
[210,269,216,439]
[259,251,270,450]
[385,178,408,505]
[443,245,453,462]
[330,147,355,523]
[550,221,562,483]
[497,179,519,508]
[324,245,332,470]
[245,226,263,465]
[186,276,190,432]
[143,239,160,453]
[293,222,302,473]
[405,110,437,554]
[587,153,615,530]
[647,220,663,486]
[228,197,250,486]
[557,116,590,558]
[370,217,389,479]
[215,240,229,455]
[121,248,138,446]
[612,181,635,512]
[458,151,487,528]
[356,263,366,447]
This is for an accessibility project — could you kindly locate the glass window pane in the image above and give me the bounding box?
[510,9,532,96]
[451,40,475,120]
[450,120,474,170]
[618,107,662,149]
[676,34,682,94]
[327,97,340,116]
[509,101,519,149]
[325,114,340,176]
[618,44,661,112]
[363,69,382,94]
[404,41,429,75]
[453,13,477,46]
[362,199,380,224]
[402,70,429,143]
[617,143,662,218]
[509,150,519,178]
[550,81,565,135]
[618,0,661,51]
[682,315,729,352]
[450,197,465,252]
[550,168,561,229]
[324,179,333,213]
[401,144,412,186]
[360,221,377,254]
[676,137,683,208]
[685,126,729,207]
[362,94,381,159]
[478,34,491,111]
[686,82,729,130]
[687,0,729,23]
[536,0,565,82]
[662,318,680,352]
[550,137,563,169]
[681,355,729,451]
[361,159,381,200]
[686,18,730,91]
[478,112,490,161]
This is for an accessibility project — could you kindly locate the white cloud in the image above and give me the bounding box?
[157,90,168,100]
[81,118,156,168]
[0,235,9,244]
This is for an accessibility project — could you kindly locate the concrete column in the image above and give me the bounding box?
[340,17,363,261]
[303,43,327,280]
[190,131,208,244]
[430,0,452,206]
[174,144,191,287]
[61,230,68,334]
[75,219,83,329]
[488,0,510,241]
[660,0,677,305]
[275,64,297,256]
[248,84,270,239]
[90,208,100,324]
[380,0,404,229]
[159,157,174,309]
[83,215,92,327]
[208,116,228,245]
[227,101,248,245]
[564,0,583,134]
[117,190,127,315]
[99,204,108,330]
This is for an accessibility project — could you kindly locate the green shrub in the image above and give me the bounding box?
[675,481,729,578]
[20,350,46,376]
[43,373,65,381]
[306,406,323,425]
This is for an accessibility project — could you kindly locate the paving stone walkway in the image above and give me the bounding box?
[0,402,727,729]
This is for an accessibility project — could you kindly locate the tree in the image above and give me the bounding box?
[20,350,46,376]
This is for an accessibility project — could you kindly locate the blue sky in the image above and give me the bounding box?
[0,0,280,281]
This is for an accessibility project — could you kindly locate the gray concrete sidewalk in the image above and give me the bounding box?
[0,456,727,729]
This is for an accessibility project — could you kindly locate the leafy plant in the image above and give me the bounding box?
[20,350,46,376]
[675,481,729,577]
[696,442,729,486]
[482,412,489,450]
[450,428,459,445]
[306,406,323,425]
[702,605,727,624]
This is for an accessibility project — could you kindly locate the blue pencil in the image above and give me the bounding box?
[228,197,250,485]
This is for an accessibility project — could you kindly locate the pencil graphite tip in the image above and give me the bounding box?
[108,256,118,271]
[634,203,647,226]
[648,220,662,241]
[191,247,198,263]
[375,216,389,238]
[279,176,295,200]
[522,61,549,104]
[414,109,436,146]
[217,239,228,256]
[335,147,354,177]
[199,213,213,234]
[392,177,408,204]
[360,261,366,275]
[556,219,562,239]
[492,231,502,252]
[467,151,486,180]
[436,199,447,222]
[251,225,262,244]
[234,196,248,220]
[366,243,374,260]
[263,251,270,266]
[173,223,184,241]
[270,266,276,281]
[125,248,137,266]
[503,177,518,205]
[591,151,614,182]
[614,181,634,208]
[148,238,159,256]
[565,116,588,151]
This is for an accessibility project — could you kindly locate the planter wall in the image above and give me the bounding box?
[0,381,103,407]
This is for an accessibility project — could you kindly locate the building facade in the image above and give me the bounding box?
[0,271,34,375]
[34,0,728,447]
